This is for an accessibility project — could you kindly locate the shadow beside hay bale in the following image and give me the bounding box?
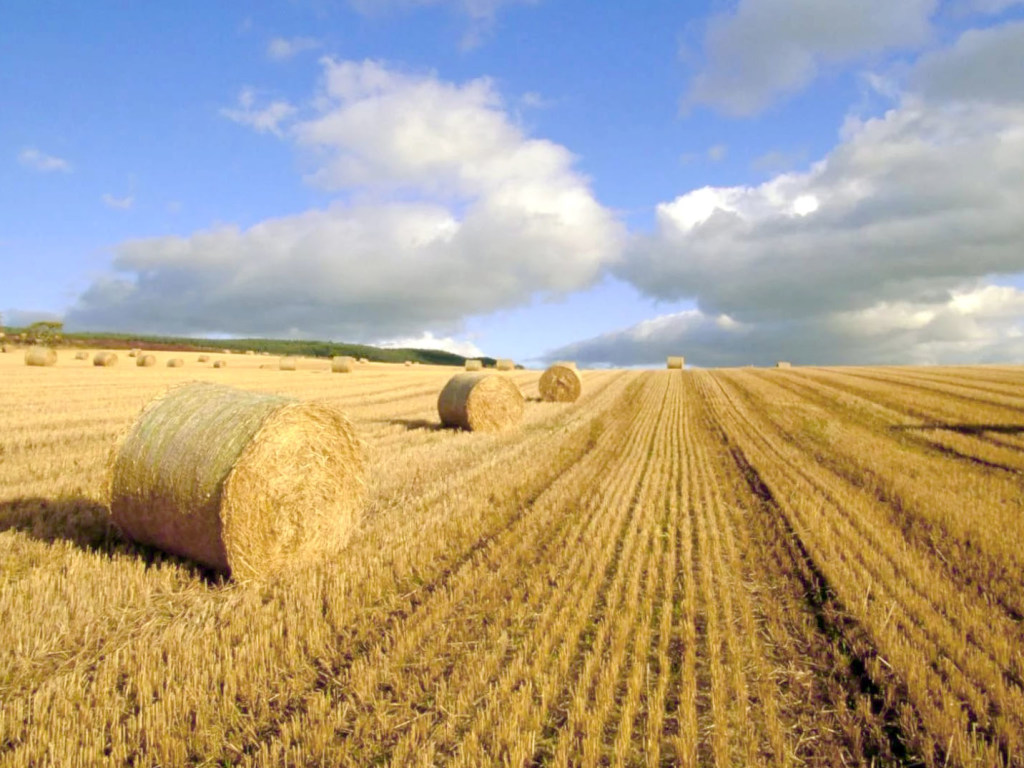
[374,417,446,432]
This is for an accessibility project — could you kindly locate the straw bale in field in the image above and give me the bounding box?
[404,360,412,366]
[331,356,356,373]
[198,355,210,363]
[465,359,483,371]
[24,347,57,366]
[358,357,369,364]
[108,381,366,578]
[167,358,185,368]
[279,358,297,371]
[93,352,118,367]
[539,363,583,403]
[1,344,9,353]
[128,349,140,358]
[75,351,89,360]
[667,356,684,369]
[777,361,792,368]
[438,373,524,432]
[137,354,157,367]
[213,360,227,369]
[222,348,231,355]
[496,359,515,371]
[245,350,255,356]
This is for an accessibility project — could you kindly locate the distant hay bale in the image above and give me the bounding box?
[404,360,412,367]
[128,349,140,358]
[1,344,9,353]
[539,363,583,403]
[777,361,792,369]
[438,373,524,432]
[222,348,231,355]
[75,351,89,360]
[197,355,210,363]
[465,359,483,371]
[279,358,296,371]
[667,356,684,369]
[108,381,366,578]
[167,358,185,368]
[213,360,227,369]
[137,354,157,367]
[358,357,369,364]
[93,352,118,367]
[496,359,515,371]
[245,350,255,356]
[24,347,57,367]
[331,356,356,373]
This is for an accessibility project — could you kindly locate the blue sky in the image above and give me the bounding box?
[3,0,1024,365]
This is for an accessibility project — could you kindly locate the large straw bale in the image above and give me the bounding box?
[213,360,227,369]
[438,373,524,432]
[539,363,583,403]
[496,359,515,371]
[776,361,792,369]
[108,381,366,578]
[137,354,157,367]
[667,356,684,369]
[465,359,483,371]
[167,358,185,368]
[75,351,89,360]
[279,358,297,371]
[24,347,57,366]
[93,352,118,367]
[198,355,210,363]
[128,349,140,358]
[331,356,356,373]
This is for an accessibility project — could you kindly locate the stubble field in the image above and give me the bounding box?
[1,350,1023,767]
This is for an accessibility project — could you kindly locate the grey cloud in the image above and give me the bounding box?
[912,21,1024,104]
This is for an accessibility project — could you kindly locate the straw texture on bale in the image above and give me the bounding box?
[437,373,524,432]
[167,358,185,368]
[93,352,118,367]
[667,356,684,369]
[496,359,515,371]
[25,347,57,366]
[137,354,157,367]
[213,360,227,369]
[198,355,210,363]
[539,363,583,403]
[331,356,356,373]
[777,361,792,369]
[75,351,89,360]
[108,381,366,578]
[465,359,483,371]
[279,358,296,371]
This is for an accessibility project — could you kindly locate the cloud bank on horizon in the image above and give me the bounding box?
[9,0,1024,364]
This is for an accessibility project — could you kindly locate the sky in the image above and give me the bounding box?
[2,0,1024,366]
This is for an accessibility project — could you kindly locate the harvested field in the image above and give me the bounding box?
[1,354,1023,767]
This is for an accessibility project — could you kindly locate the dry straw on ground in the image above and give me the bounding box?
[213,360,227,369]
[438,372,525,432]
[279,358,297,371]
[540,363,583,403]
[166,358,184,368]
[465,359,483,371]
[331,356,356,373]
[496,359,515,371]
[108,381,366,578]
[137,354,157,367]
[93,352,118,367]
[667,356,684,369]
[75,351,89,360]
[24,347,57,366]
[777,361,792,369]
[197,355,210,363]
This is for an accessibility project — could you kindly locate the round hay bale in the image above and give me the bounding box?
[776,361,792,369]
[75,351,89,360]
[279,358,296,371]
[108,381,366,578]
[166,358,185,368]
[93,352,118,367]
[465,359,483,371]
[666,356,684,369]
[496,359,515,371]
[437,373,524,432]
[197,355,210,363]
[358,357,369,364]
[539,363,583,403]
[245,350,255,356]
[404,360,412,367]
[128,349,140,358]
[222,348,231,355]
[24,347,57,366]
[213,360,227,369]
[0,344,8,354]
[331,356,356,373]
[137,354,157,367]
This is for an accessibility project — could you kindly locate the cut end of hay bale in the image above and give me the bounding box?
[331,356,356,373]
[24,347,57,367]
[166,358,185,368]
[213,360,227,368]
[93,352,118,367]
[666,356,684,369]
[539,363,583,403]
[465,359,483,371]
[776,361,792,368]
[279,358,296,371]
[496,359,515,371]
[437,372,524,432]
[108,381,366,579]
[136,354,157,367]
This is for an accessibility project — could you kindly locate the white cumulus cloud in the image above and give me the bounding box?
[220,87,296,136]
[379,331,483,357]
[18,147,72,173]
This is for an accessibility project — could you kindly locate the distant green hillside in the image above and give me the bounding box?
[5,327,494,367]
